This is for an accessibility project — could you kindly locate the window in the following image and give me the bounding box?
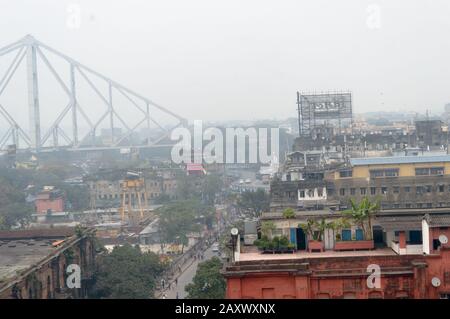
[404,186,411,193]
[415,168,429,176]
[416,186,425,195]
[350,188,356,196]
[317,188,323,197]
[370,170,384,178]
[385,169,399,177]
[370,169,399,178]
[339,170,353,178]
[426,185,432,193]
[360,188,367,195]
[381,187,388,194]
[393,204,400,209]
[426,203,432,208]
[415,167,444,176]
[405,203,411,208]
[439,185,445,192]
[340,188,346,196]
[431,167,444,175]
[299,190,305,198]
[393,186,400,193]
[341,229,352,241]
[370,187,376,195]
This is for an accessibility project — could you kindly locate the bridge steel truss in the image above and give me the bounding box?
[0,35,187,152]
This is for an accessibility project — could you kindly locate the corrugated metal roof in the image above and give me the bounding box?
[350,155,450,166]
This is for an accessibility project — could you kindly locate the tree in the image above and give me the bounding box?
[282,208,295,219]
[90,244,165,299]
[201,174,223,204]
[185,257,226,299]
[298,219,318,240]
[343,197,379,240]
[0,177,33,229]
[156,200,214,250]
[237,189,270,217]
[261,221,276,238]
[299,218,339,241]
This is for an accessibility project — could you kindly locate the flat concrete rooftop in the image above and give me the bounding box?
[0,239,58,283]
[239,246,397,262]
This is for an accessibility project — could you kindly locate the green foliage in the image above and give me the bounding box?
[260,221,276,238]
[282,208,295,219]
[90,244,165,299]
[156,199,214,246]
[185,257,226,299]
[342,197,379,240]
[63,248,75,264]
[298,218,335,241]
[237,189,270,217]
[0,176,33,229]
[254,235,292,251]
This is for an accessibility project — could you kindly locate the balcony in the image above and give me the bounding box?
[390,241,423,255]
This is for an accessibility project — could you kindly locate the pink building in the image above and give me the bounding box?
[35,188,64,214]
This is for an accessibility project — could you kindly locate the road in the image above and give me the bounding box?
[162,245,217,299]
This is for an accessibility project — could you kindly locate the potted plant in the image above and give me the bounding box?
[334,198,378,251]
[299,219,325,252]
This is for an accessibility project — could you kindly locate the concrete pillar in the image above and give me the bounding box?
[226,278,242,299]
[294,276,310,298]
[399,231,406,249]
[412,262,428,299]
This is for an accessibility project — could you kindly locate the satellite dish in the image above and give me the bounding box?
[431,277,441,287]
[439,235,448,245]
[231,228,238,236]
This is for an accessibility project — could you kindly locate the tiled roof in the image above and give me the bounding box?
[376,216,422,231]
[427,214,450,227]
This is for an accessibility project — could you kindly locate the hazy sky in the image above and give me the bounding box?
[1,0,450,124]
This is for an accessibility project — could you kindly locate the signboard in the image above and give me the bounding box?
[300,93,352,120]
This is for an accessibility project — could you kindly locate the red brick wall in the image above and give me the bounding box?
[225,249,450,299]
[35,198,64,213]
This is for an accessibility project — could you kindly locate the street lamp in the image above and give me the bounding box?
[230,228,238,262]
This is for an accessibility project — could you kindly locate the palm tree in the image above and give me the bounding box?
[343,197,379,240]
[261,221,276,239]
[298,219,316,240]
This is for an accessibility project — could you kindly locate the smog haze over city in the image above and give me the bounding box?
[2,0,450,122]
[1,0,450,314]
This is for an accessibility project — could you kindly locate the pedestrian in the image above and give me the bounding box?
[176,292,179,299]
[175,278,178,286]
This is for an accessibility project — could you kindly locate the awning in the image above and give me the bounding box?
[376,216,422,232]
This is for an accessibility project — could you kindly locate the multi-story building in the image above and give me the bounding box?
[332,155,450,210]
[85,169,179,208]
[34,186,65,214]
[225,208,450,299]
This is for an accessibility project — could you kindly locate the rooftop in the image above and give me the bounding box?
[0,239,56,283]
[0,228,75,285]
[350,155,450,166]
[239,246,397,262]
